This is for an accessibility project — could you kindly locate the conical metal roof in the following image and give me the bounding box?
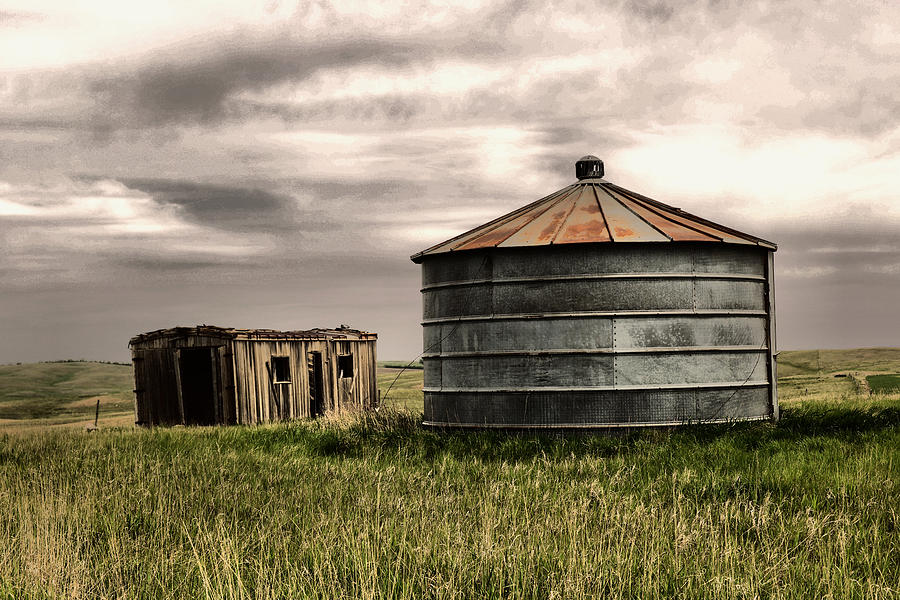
[411,160,776,263]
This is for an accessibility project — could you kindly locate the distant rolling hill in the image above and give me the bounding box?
[776,348,900,376]
[2,349,899,428]
[0,361,134,430]
[0,360,428,429]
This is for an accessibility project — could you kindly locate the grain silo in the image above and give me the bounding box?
[411,156,777,430]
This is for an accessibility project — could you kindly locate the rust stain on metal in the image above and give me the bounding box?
[412,169,775,260]
[554,187,611,244]
[456,200,556,250]
[608,189,718,242]
[595,187,668,242]
[499,188,578,247]
[610,185,758,246]
[626,194,752,244]
[421,186,575,255]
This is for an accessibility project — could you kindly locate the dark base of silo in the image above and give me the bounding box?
[423,387,773,430]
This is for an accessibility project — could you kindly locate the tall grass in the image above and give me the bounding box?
[1,394,897,599]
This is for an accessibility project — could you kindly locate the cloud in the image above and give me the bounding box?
[771,223,900,282]
[2,0,900,361]
[4,0,899,144]
[0,178,273,288]
[86,32,434,128]
[119,178,329,233]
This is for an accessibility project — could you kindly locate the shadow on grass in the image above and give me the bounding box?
[774,401,899,435]
[219,399,899,464]
[114,396,897,465]
[185,401,900,462]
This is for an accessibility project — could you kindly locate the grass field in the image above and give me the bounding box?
[867,374,900,394]
[0,353,898,598]
[0,361,134,431]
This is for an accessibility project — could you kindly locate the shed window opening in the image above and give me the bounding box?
[272,356,291,383]
[338,354,354,378]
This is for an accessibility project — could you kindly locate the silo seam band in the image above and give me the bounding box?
[422,309,768,325]
[421,272,766,291]
[421,415,771,429]
[424,381,770,393]
[421,346,769,358]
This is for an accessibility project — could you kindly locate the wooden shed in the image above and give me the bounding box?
[129,325,377,426]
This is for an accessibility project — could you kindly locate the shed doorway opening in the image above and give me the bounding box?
[308,351,325,417]
[268,356,291,420]
[178,348,218,425]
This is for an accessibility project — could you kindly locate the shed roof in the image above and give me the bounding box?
[129,325,376,346]
[411,162,776,262]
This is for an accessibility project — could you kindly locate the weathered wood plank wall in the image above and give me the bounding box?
[230,338,377,423]
[132,328,376,426]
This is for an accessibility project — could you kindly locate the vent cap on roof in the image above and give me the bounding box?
[575,155,604,179]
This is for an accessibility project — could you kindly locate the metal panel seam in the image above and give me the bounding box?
[596,184,674,241]
[590,185,615,242]
[549,187,583,244]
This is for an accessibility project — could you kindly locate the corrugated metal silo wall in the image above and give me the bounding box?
[420,243,776,428]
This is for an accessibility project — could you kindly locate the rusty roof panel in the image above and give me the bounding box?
[455,195,563,250]
[604,188,720,242]
[411,168,776,261]
[498,187,579,247]
[553,186,612,244]
[609,185,762,247]
[416,186,576,256]
[594,186,668,242]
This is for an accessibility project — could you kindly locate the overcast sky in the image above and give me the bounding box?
[1,0,899,363]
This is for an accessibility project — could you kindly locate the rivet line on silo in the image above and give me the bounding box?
[612,317,617,388]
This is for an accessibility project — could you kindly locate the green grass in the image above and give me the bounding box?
[377,364,424,413]
[0,353,898,598]
[1,400,897,599]
[867,374,900,394]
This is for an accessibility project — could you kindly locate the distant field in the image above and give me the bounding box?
[376,364,424,413]
[777,347,900,377]
[0,361,425,430]
[867,374,900,394]
[380,360,424,370]
[0,361,134,430]
[776,347,900,404]
[0,352,897,598]
[3,349,900,428]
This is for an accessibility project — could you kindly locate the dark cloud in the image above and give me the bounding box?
[624,0,676,23]
[81,25,509,131]
[227,50,695,133]
[0,117,73,130]
[120,178,331,233]
[234,94,424,124]
[5,0,893,143]
[87,33,426,128]
[280,177,426,205]
[768,223,900,350]
[770,223,900,285]
[115,257,240,272]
